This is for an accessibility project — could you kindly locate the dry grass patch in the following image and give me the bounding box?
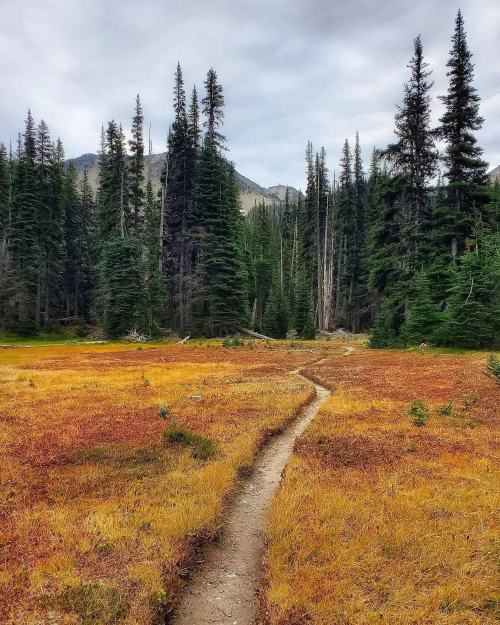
[263,346,499,625]
[0,341,323,624]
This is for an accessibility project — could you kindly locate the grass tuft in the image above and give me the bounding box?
[163,423,216,460]
[58,581,128,625]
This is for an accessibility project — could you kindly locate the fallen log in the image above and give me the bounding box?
[237,327,276,341]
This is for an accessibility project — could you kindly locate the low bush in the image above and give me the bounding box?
[487,354,500,384]
[163,423,216,460]
[58,581,128,625]
[408,399,429,426]
[437,402,453,416]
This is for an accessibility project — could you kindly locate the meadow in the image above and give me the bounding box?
[0,340,324,625]
[1,339,498,625]
[263,346,499,625]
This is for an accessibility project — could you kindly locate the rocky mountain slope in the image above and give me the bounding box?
[488,165,500,182]
[70,153,301,213]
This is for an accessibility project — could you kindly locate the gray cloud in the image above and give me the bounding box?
[0,0,498,188]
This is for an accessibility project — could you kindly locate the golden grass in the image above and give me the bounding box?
[0,341,324,625]
[264,347,499,625]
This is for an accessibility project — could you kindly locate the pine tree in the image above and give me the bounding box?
[144,177,163,335]
[128,94,145,234]
[438,10,488,257]
[400,271,441,345]
[97,121,129,239]
[386,34,438,262]
[10,112,40,334]
[0,143,9,242]
[202,68,225,150]
[263,275,289,339]
[102,236,145,338]
[164,64,194,331]
[295,268,315,339]
[192,71,247,335]
[436,233,499,348]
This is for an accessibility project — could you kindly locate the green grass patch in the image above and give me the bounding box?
[58,581,129,625]
[163,423,216,460]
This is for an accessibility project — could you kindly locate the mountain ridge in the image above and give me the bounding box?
[69,152,301,213]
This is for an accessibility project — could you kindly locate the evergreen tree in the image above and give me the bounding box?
[0,143,9,242]
[144,177,163,334]
[102,236,145,338]
[295,268,315,339]
[128,94,145,234]
[192,71,247,335]
[164,63,194,331]
[400,271,441,345]
[438,10,488,257]
[263,275,289,339]
[436,234,499,348]
[10,112,40,334]
[386,34,438,262]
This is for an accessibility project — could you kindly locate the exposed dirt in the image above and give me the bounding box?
[172,366,331,625]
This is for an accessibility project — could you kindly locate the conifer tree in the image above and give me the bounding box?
[10,112,40,334]
[128,95,145,234]
[263,275,289,339]
[437,233,499,348]
[164,64,193,330]
[144,177,163,334]
[400,271,441,345]
[386,34,438,264]
[192,69,247,335]
[438,10,488,257]
[0,143,9,242]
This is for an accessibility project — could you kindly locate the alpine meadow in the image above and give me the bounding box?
[0,3,498,625]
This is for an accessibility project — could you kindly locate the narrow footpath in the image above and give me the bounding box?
[173,362,331,625]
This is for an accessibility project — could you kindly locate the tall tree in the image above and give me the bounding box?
[438,10,488,257]
[386,34,438,259]
[128,94,145,234]
[191,70,247,335]
[164,63,193,331]
[9,112,40,334]
[0,143,9,242]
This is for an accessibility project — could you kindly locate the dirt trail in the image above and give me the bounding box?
[173,362,331,625]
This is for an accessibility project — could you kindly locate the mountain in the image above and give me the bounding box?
[488,165,500,182]
[69,153,300,214]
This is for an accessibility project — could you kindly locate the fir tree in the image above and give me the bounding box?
[10,112,40,334]
[0,143,9,242]
[128,94,145,234]
[400,271,441,345]
[144,177,163,335]
[102,236,145,338]
[263,275,289,339]
[164,63,194,331]
[386,34,438,257]
[436,234,499,348]
[438,10,488,257]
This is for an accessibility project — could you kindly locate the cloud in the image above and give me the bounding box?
[0,0,498,187]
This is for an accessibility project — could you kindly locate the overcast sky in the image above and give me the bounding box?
[0,0,498,188]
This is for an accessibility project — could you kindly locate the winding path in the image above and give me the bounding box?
[173,362,331,625]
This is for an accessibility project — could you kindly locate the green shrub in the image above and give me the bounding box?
[158,405,170,419]
[437,402,453,416]
[222,337,244,348]
[487,354,500,384]
[163,423,216,460]
[58,581,128,625]
[409,399,429,426]
[461,391,480,411]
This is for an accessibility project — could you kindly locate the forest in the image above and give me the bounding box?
[0,10,498,348]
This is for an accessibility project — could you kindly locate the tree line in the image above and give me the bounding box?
[244,10,498,348]
[0,11,498,347]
